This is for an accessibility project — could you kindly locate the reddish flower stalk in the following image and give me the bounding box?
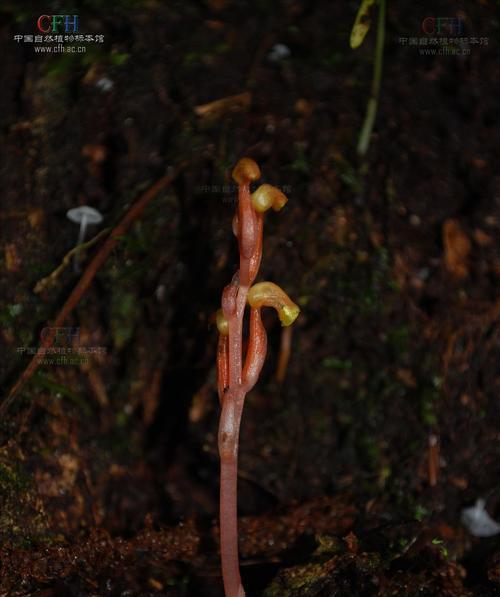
[216,158,300,596]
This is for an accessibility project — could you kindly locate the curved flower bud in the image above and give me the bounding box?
[232,158,261,184]
[216,309,229,336]
[251,184,288,213]
[247,282,300,326]
[242,307,267,391]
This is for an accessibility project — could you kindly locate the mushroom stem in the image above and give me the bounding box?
[77,213,89,246]
[67,206,103,274]
[73,213,88,273]
[73,214,88,274]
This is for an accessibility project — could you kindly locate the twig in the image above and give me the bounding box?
[1,163,187,415]
[357,0,386,156]
[194,92,251,120]
[275,326,293,384]
[428,434,439,487]
[33,227,111,294]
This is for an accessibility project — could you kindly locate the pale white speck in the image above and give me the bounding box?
[268,44,291,62]
[155,284,166,302]
[96,77,114,92]
[417,267,430,280]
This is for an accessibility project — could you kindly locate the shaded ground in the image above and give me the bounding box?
[0,0,499,595]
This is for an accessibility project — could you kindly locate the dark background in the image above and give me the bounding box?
[0,1,499,595]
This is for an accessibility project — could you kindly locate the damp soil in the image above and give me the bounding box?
[0,1,499,595]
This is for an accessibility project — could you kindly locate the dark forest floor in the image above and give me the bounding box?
[0,1,499,595]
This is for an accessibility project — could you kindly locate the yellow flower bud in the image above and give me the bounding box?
[247,282,300,326]
[216,309,229,335]
[251,184,288,213]
[232,158,261,184]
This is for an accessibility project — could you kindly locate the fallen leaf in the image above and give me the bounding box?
[397,368,417,388]
[343,531,358,553]
[473,228,493,247]
[442,219,471,279]
[209,0,230,10]
[28,208,44,230]
[194,92,251,120]
[82,144,107,164]
[5,243,21,272]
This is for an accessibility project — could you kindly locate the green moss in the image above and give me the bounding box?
[357,435,381,470]
[419,381,441,427]
[264,562,328,597]
[265,552,384,596]
[334,156,364,194]
[322,356,352,371]
[313,534,343,556]
[0,463,26,494]
[32,372,91,416]
[388,325,410,355]
[290,146,310,174]
[321,51,343,68]
[0,303,23,326]
[0,461,48,547]
[0,3,32,22]
[431,538,449,558]
[110,291,138,350]
[413,503,428,522]
[109,51,130,66]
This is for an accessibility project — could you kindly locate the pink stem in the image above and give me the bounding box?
[219,391,245,597]
[218,176,266,596]
[217,334,229,402]
[242,307,267,392]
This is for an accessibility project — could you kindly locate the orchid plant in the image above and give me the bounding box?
[216,158,300,596]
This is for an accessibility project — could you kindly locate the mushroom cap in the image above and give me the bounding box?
[66,206,103,225]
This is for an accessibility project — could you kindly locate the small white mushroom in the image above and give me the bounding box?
[461,498,500,537]
[66,206,103,272]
